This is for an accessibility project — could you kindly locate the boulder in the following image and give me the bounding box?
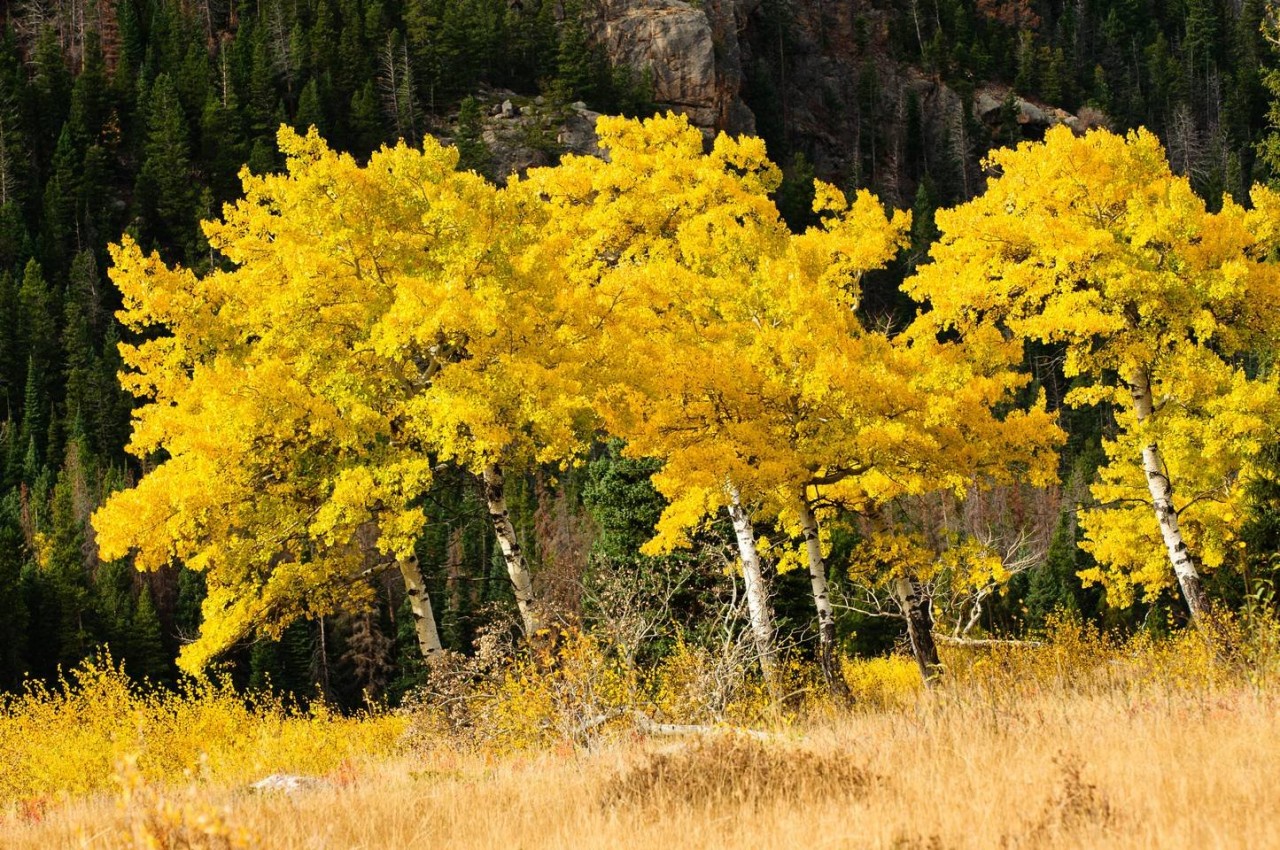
[559,106,605,158]
[974,85,1083,134]
[249,774,326,794]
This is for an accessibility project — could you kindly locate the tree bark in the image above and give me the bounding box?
[725,484,779,686]
[398,556,444,662]
[1128,369,1211,623]
[895,573,943,685]
[481,462,545,639]
[797,495,853,703]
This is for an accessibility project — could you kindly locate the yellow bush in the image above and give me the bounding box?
[647,638,774,726]
[840,655,923,709]
[409,632,799,752]
[937,612,1280,700]
[0,654,406,810]
[19,611,1268,807]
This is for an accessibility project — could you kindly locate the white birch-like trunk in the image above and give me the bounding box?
[797,495,852,702]
[398,556,444,662]
[1128,369,1210,622]
[725,484,779,685]
[481,462,545,638]
[895,573,943,685]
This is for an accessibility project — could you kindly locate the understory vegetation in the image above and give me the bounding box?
[3,615,1279,849]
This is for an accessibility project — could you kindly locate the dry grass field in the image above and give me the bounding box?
[4,624,1280,849]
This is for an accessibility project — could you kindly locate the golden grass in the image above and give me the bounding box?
[5,622,1280,849]
[7,687,1278,849]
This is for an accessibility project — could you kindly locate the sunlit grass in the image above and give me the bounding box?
[4,616,1279,849]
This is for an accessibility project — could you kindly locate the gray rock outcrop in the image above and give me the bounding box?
[589,0,755,135]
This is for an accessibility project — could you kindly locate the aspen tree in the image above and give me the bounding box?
[94,127,593,668]
[906,126,1280,622]
[93,130,456,671]
[521,114,799,681]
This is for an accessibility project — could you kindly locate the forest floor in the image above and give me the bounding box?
[4,669,1279,849]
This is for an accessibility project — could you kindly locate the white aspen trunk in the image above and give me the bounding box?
[481,462,545,639]
[725,484,779,685]
[797,495,852,702]
[895,573,943,685]
[398,556,444,662]
[1128,369,1210,622]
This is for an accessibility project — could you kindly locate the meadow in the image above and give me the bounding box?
[4,620,1278,850]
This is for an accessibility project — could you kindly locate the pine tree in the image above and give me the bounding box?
[1026,512,1081,628]
[69,33,110,147]
[248,23,281,140]
[174,566,206,640]
[136,74,196,257]
[0,271,19,418]
[78,143,112,250]
[248,639,283,692]
[554,4,596,103]
[776,151,817,232]
[29,26,72,156]
[908,178,940,269]
[18,360,46,478]
[309,0,341,83]
[131,583,172,684]
[453,95,491,177]
[46,450,93,669]
[200,89,250,201]
[63,253,103,453]
[348,80,383,153]
[177,39,215,123]
[88,321,131,466]
[294,77,327,135]
[0,201,28,273]
[0,73,27,216]
[40,125,79,276]
[3,423,21,488]
[1184,0,1221,75]
[0,490,28,689]
[115,0,146,92]
[17,259,57,470]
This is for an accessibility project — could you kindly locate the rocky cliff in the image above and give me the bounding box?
[585,0,1101,207]
[450,0,1104,205]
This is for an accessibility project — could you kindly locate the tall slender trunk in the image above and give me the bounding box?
[1128,368,1210,622]
[725,484,779,685]
[398,556,443,662]
[482,462,545,639]
[797,494,852,703]
[896,573,943,685]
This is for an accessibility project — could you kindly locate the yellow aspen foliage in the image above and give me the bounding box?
[520,113,804,550]
[906,124,1280,613]
[533,114,1059,561]
[847,532,938,583]
[847,530,1007,594]
[516,114,1063,606]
